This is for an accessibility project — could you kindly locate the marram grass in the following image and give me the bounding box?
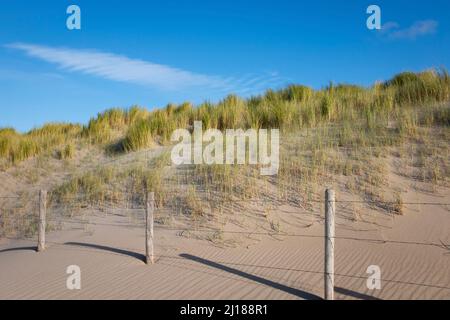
[0,69,449,166]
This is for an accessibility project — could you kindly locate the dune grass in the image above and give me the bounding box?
[119,68,449,153]
[2,68,449,239]
[1,68,449,168]
[0,124,82,166]
[49,151,172,210]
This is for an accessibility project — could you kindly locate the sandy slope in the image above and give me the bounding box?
[0,185,449,300]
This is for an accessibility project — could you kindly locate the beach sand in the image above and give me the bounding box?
[1,184,449,300]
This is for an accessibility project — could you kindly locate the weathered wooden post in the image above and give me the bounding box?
[325,189,335,300]
[145,191,155,264]
[38,190,47,252]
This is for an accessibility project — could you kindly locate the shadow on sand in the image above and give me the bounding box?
[65,242,145,262]
[335,286,382,300]
[0,246,37,253]
[180,253,322,300]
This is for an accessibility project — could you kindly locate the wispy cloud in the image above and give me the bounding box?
[381,20,438,40]
[5,42,283,95]
[380,21,400,34]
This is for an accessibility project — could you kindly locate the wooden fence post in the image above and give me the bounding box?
[325,189,335,300]
[145,191,155,264]
[38,190,47,252]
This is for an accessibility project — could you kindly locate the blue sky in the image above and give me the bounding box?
[1,0,449,132]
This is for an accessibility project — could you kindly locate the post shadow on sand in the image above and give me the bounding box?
[334,287,382,300]
[179,253,322,300]
[0,246,37,253]
[65,242,145,262]
[0,245,381,300]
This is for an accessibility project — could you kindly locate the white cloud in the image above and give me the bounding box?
[381,20,438,40]
[380,21,399,34]
[5,42,282,95]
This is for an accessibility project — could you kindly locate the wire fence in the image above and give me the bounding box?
[1,191,449,231]
[0,190,449,299]
[2,192,450,205]
[2,220,448,250]
[1,193,449,245]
